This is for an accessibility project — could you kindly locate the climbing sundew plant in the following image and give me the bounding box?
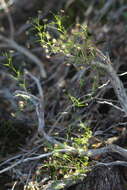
[32,15,95,183]
[68,94,88,107]
[41,148,90,181]
[34,15,68,55]
[34,15,96,64]
[72,122,92,150]
[3,52,26,89]
[40,123,92,180]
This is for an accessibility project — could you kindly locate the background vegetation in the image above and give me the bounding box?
[0,0,127,189]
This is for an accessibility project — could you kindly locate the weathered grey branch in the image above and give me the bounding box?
[92,49,127,115]
[44,173,85,190]
[1,144,127,175]
[44,159,127,190]
[95,0,115,22]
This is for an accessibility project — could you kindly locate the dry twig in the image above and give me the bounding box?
[1,144,127,175]
[95,0,115,23]
[92,49,127,115]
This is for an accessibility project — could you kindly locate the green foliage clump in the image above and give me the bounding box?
[38,122,92,180]
[68,94,88,107]
[73,122,92,149]
[3,52,26,89]
[33,15,94,181]
[34,15,95,66]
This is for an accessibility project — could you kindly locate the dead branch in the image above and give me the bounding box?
[44,173,86,190]
[94,160,127,167]
[95,0,116,23]
[0,151,53,174]
[1,144,127,175]
[97,100,123,112]
[44,159,127,190]
[91,49,127,115]
[111,5,127,20]
[14,70,64,146]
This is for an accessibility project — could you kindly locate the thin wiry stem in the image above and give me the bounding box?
[0,34,47,78]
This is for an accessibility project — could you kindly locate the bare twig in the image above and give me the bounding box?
[1,144,127,174]
[12,181,18,190]
[24,70,45,135]
[91,49,127,115]
[95,160,127,167]
[95,0,115,23]
[44,159,127,190]
[118,72,127,76]
[44,173,85,190]
[0,151,53,174]
[111,5,127,20]
[14,70,63,146]
[97,100,124,112]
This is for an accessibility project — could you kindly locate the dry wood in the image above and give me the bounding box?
[92,49,127,115]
